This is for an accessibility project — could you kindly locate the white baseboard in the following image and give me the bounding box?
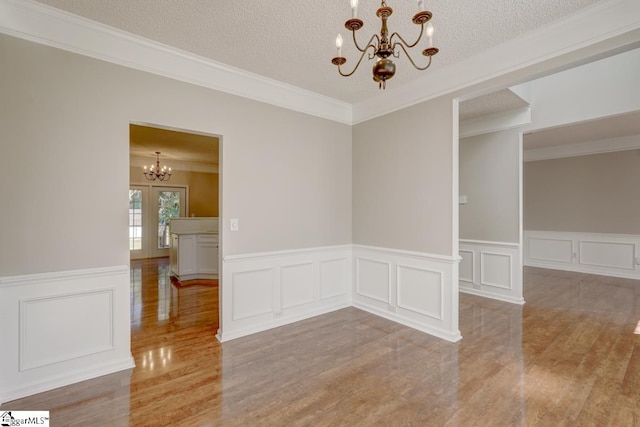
[216,301,351,342]
[458,287,525,305]
[2,357,134,406]
[352,245,462,343]
[459,240,524,305]
[524,230,640,279]
[0,266,134,405]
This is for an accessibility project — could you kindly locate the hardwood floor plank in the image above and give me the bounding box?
[2,263,640,425]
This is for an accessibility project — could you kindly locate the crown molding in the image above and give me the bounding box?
[460,107,532,139]
[0,0,352,125]
[524,134,640,162]
[352,0,640,124]
[1,0,639,126]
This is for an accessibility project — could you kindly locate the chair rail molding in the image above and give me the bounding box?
[0,0,352,124]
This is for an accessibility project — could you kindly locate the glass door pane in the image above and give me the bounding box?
[130,185,149,259]
[149,186,186,258]
[129,189,143,250]
[157,191,181,249]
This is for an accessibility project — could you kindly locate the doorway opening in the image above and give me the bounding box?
[128,123,221,337]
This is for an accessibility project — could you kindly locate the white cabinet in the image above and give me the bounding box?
[197,234,218,276]
[170,233,218,280]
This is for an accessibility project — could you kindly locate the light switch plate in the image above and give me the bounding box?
[230,218,239,231]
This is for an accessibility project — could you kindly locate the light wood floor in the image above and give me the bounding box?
[3,260,640,425]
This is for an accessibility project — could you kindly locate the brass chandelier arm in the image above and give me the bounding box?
[337,43,377,77]
[389,24,425,50]
[352,30,380,53]
[331,0,438,89]
[393,42,434,71]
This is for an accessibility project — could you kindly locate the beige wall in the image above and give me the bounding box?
[352,96,455,255]
[524,149,640,234]
[130,168,219,217]
[459,130,520,243]
[0,34,352,276]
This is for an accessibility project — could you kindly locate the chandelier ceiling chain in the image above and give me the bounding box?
[331,0,439,89]
[143,151,172,182]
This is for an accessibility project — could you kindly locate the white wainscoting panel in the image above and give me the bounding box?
[355,258,391,303]
[0,266,134,405]
[480,252,513,290]
[20,290,114,371]
[281,263,314,309]
[352,245,462,343]
[459,250,474,284]
[397,266,443,320]
[459,240,524,305]
[219,246,352,342]
[579,241,636,270]
[525,231,640,279]
[528,237,574,264]
[319,258,349,300]
[231,268,274,321]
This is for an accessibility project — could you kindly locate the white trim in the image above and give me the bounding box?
[0,265,134,405]
[459,287,525,305]
[353,245,462,343]
[459,250,475,284]
[219,244,462,343]
[396,265,444,320]
[353,300,462,342]
[459,239,520,248]
[0,265,128,287]
[19,289,115,371]
[1,357,135,407]
[353,0,640,124]
[459,241,524,305]
[460,107,532,139]
[0,0,352,124]
[355,257,391,303]
[509,82,532,105]
[524,230,640,279]
[524,134,640,162]
[223,244,353,262]
[218,245,352,342]
[1,0,638,125]
[352,244,461,263]
[217,301,351,343]
[479,252,513,290]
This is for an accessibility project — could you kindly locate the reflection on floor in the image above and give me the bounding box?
[2,265,640,425]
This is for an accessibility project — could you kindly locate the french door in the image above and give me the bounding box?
[129,185,187,259]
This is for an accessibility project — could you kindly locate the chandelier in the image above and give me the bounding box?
[331,0,439,89]
[143,151,172,182]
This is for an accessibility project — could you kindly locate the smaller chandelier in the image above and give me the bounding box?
[143,151,172,182]
[331,0,439,89]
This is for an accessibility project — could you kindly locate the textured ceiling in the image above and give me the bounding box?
[34,0,604,104]
[459,89,530,121]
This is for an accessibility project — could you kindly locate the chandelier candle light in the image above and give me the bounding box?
[143,151,172,182]
[331,0,438,89]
